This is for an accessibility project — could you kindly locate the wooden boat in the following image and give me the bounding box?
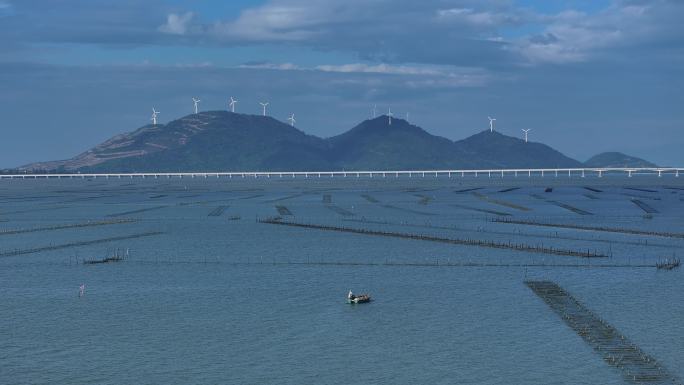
[347,294,371,304]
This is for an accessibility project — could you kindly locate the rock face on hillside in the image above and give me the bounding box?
[21,112,588,172]
[584,152,657,168]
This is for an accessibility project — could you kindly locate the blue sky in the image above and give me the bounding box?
[0,0,682,167]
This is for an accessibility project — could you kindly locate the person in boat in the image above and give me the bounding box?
[348,290,356,300]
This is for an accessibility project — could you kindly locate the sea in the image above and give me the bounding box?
[1,174,682,384]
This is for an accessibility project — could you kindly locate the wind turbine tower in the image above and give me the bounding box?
[522,129,531,143]
[229,97,238,113]
[388,108,393,125]
[288,113,296,127]
[192,98,201,114]
[372,104,377,119]
[151,108,160,125]
[488,116,496,132]
[405,112,409,122]
[260,102,269,116]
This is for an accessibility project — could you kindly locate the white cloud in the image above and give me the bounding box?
[315,63,445,76]
[509,2,682,64]
[212,2,340,41]
[436,8,503,27]
[239,62,302,70]
[237,61,489,88]
[0,1,12,17]
[158,12,194,35]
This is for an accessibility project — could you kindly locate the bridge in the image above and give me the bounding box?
[0,167,681,180]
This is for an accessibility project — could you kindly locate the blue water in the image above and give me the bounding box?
[1,176,683,384]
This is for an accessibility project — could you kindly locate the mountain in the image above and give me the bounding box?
[27,112,333,172]
[327,117,476,170]
[453,130,583,169]
[584,152,657,168]
[20,111,585,172]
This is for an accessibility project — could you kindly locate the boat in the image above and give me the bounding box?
[656,257,680,270]
[347,294,371,304]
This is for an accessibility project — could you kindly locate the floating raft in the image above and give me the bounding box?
[526,280,681,385]
[259,218,608,258]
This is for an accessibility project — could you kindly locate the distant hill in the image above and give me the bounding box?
[454,130,583,169]
[25,112,333,172]
[327,118,475,170]
[21,111,587,172]
[584,152,657,168]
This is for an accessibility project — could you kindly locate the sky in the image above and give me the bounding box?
[0,0,682,168]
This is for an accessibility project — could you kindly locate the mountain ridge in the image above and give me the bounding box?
[585,152,657,168]
[16,111,654,172]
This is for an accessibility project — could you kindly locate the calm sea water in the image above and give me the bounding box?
[1,175,683,384]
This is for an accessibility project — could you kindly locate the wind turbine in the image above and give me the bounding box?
[405,112,409,122]
[192,98,200,114]
[372,104,377,119]
[228,97,237,113]
[260,102,269,116]
[388,107,393,125]
[488,116,496,132]
[288,113,296,127]
[522,129,531,143]
[151,108,160,125]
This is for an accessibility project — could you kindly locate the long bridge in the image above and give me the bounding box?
[0,167,681,180]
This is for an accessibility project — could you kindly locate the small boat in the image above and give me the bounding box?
[347,294,371,304]
[656,257,680,270]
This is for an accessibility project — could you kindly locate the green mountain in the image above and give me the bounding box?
[454,130,584,169]
[327,117,475,170]
[21,111,589,172]
[584,152,657,168]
